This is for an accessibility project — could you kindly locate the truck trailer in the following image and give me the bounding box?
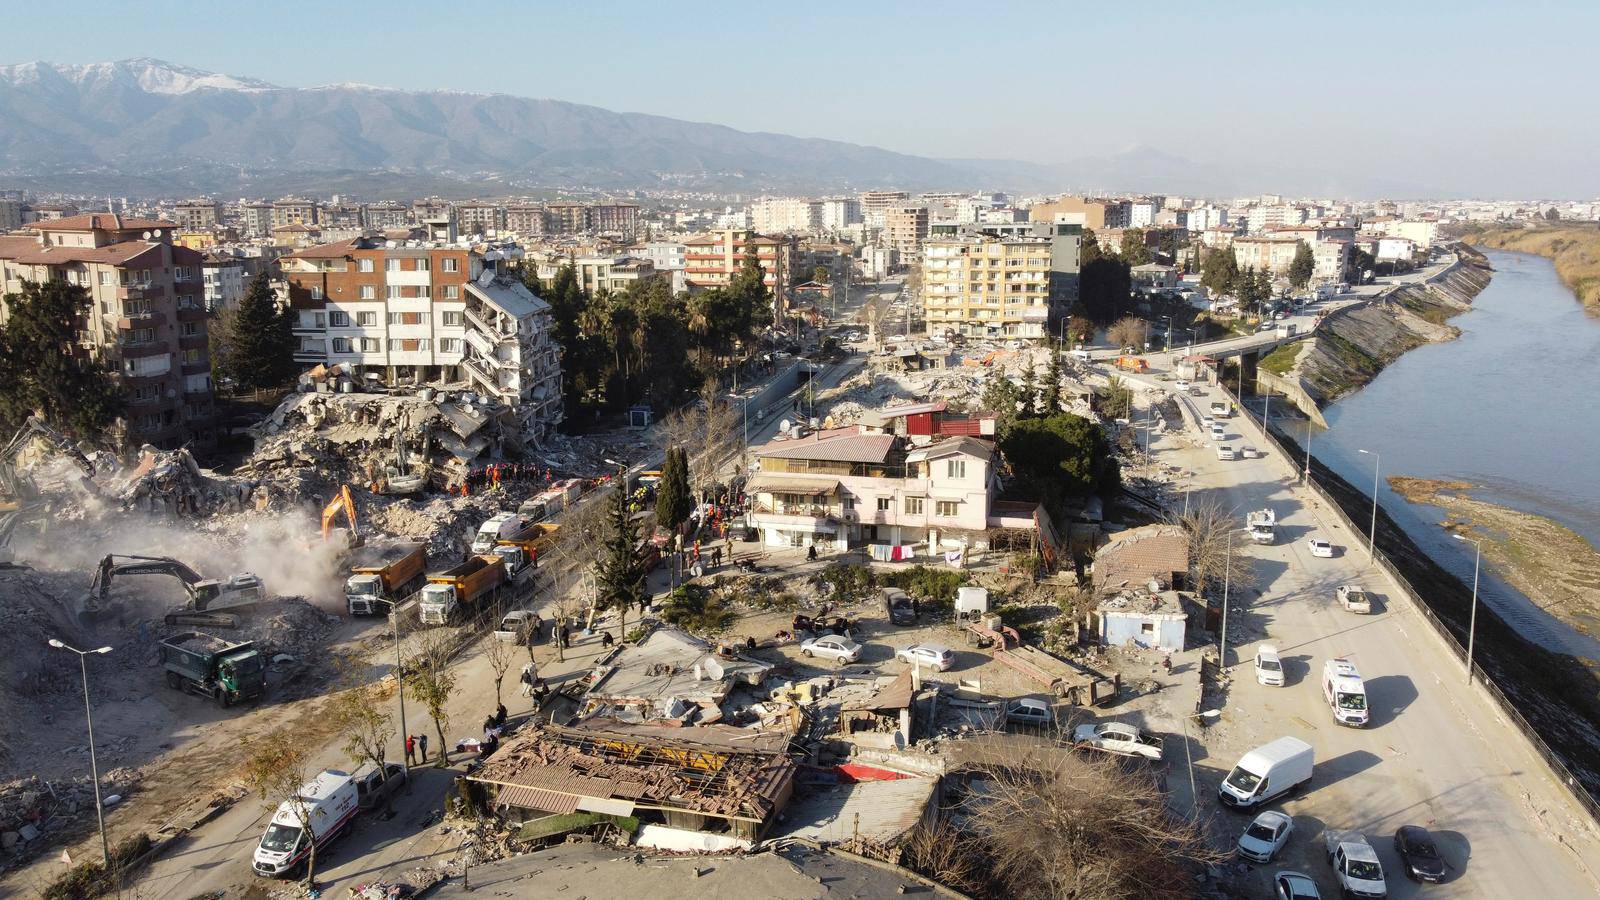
[345,542,428,615]
[419,556,507,625]
[158,632,267,706]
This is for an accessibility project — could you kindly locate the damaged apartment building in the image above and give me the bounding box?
[746,402,1049,558]
[279,237,563,445]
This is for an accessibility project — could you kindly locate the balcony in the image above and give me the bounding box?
[117,311,167,329]
[117,283,164,301]
[175,303,207,322]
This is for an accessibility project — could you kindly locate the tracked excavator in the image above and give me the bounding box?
[0,415,96,565]
[86,554,266,627]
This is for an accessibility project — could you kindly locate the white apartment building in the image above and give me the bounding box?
[573,255,661,295]
[1187,206,1227,232]
[201,257,245,310]
[632,241,688,294]
[1128,200,1160,228]
[749,197,822,234]
[1312,240,1350,284]
[819,198,862,232]
[1246,204,1308,234]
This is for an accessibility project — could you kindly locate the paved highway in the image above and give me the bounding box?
[1131,361,1600,896]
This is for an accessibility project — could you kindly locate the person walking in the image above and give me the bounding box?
[417,733,429,764]
[520,662,536,697]
[405,734,417,766]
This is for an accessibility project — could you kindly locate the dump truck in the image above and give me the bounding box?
[345,542,428,615]
[158,631,267,707]
[1114,355,1149,373]
[489,522,559,586]
[418,556,507,625]
[1247,509,1276,545]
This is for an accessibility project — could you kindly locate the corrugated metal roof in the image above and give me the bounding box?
[756,432,896,464]
[904,436,994,463]
[778,776,937,846]
[746,476,840,495]
[496,785,581,815]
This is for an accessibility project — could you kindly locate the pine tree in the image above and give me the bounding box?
[0,279,123,439]
[224,273,298,392]
[655,447,692,531]
[595,471,646,639]
[1040,350,1063,416]
[1080,229,1102,265]
[1288,240,1315,289]
[1018,362,1038,419]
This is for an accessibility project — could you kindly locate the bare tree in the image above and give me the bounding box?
[1166,496,1258,597]
[1107,316,1148,352]
[330,676,396,777]
[658,384,740,496]
[241,728,317,885]
[901,820,987,895]
[958,739,1222,900]
[518,616,540,677]
[407,630,458,767]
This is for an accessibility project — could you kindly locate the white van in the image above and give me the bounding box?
[1218,737,1314,809]
[1322,658,1369,727]
[471,512,528,554]
[253,769,360,877]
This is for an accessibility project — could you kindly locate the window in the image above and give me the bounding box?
[180,322,199,337]
[441,311,464,327]
[360,337,380,352]
[946,459,967,479]
[329,311,349,327]
[314,313,326,328]
[386,312,428,325]
[441,257,459,273]
[309,285,323,300]
[935,500,960,517]
[99,271,113,286]
[416,286,432,299]
[181,348,202,364]
[174,266,193,281]
[126,327,155,344]
[903,497,924,515]
[360,285,376,300]
[359,259,374,273]
[842,496,855,510]
[876,497,891,512]
[132,384,160,403]
[386,285,402,299]
[438,338,460,353]
[331,338,353,353]
[415,259,431,272]
[443,285,459,299]
[357,311,377,326]
[385,259,401,272]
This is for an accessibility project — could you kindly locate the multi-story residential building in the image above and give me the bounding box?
[1231,235,1302,276]
[684,229,791,321]
[544,202,590,235]
[0,198,22,232]
[242,203,274,239]
[172,200,220,232]
[1187,206,1227,233]
[819,198,862,231]
[272,198,319,229]
[279,236,563,441]
[363,203,411,231]
[749,197,822,235]
[26,203,79,223]
[883,206,929,258]
[322,204,364,231]
[921,223,1080,341]
[455,202,505,236]
[589,203,640,238]
[1128,200,1160,228]
[1027,196,1131,231]
[1245,204,1308,234]
[0,214,214,448]
[1312,240,1350,284]
[573,255,660,295]
[860,245,897,280]
[747,424,1033,552]
[505,205,547,237]
[859,191,911,228]
[201,255,246,310]
[630,241,687,294]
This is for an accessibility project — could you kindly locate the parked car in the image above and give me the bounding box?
[1237,810,1294,862]
[1325,830,1387,898]
[1255,644,1284,686]
[1001,697,1054,730]
[1174,379,1191,391]
[1217,445,1236,461]
[1336,585,1373,614]
[1307,538,1335,558]
[895,644,955,671]
[1240,445,1260,459]
[1201,415,1215,429]
[800,635,862,663]
[1273,871,1321,900]
[1072,722,1164,760]
[1210,424,1226,440]
[1393,825,1447,883]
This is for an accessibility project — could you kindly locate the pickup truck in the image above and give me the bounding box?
[1336,585,1373,614]
[1325,830,1388,898]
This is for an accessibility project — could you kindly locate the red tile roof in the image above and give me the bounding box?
[0,235,166,267]
[37,214,175,232]
[286,238,361,260]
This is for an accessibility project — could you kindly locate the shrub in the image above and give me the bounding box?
[43,833,154,900]
[815,563,878,602]
[881,565,965,614]
[660,583,736,633]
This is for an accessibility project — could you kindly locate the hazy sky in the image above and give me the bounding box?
[5,0,1598,197]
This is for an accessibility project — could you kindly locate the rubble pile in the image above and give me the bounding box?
[225,597,344,660]
[365,495,505,560]
[0,768,139,863]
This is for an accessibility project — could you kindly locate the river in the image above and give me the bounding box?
[1308,249,1600,659]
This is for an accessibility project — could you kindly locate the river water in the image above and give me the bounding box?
[1309,249,1600,659]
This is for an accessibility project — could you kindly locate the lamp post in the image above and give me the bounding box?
[1182,709,1222,818]
[372,599,412,776]
[1454,534,1483,685]
[1356,448,1380,565]
[48,638,113,865]
[1218,530,1233,668]
[1303,418,1314,482]
[1163,315,1173,352]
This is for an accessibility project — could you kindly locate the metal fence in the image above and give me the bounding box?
[1219,381,1600,827]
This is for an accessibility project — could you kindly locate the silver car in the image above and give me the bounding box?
[800,635,862,663]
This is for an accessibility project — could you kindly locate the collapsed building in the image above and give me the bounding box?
[580,627,774,725]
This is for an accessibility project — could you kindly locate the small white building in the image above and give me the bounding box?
[1097,590,1190,654]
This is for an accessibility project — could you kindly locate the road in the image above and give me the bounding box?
[1128,361,1600,896]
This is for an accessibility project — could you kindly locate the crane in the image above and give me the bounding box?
[0,415,96,561]
[85,553,265,627]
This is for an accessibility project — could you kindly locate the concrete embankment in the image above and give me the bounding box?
[1275,246,1493,407]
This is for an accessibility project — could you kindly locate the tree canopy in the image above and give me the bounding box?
[654,446,692,531]
[1288,240,1315,289]
[218,273,298,392]
[595,472,647,637]
[0,279,124,439]
[1000,412,1121,513]
[1119,229,1153,266]
[1199,247,1239,296]
[1077,257,1132,325]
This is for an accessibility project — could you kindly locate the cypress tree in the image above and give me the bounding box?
[655,447,692,531]
[225,273,298,391]
[595,470,646,638]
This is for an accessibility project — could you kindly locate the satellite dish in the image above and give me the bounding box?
[779,419,793,434]
[141,231,152,240]
[152,229,162,237]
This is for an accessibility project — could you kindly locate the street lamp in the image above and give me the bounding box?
[1453,534,1483,685]
[1218,530,1233,668]
[369,600,412,775]
[1182,709,1222,817]
[48,638,113,865]
[1163,315,1173,353]
[1356,449,1380,565]
[1303,418,1314,482]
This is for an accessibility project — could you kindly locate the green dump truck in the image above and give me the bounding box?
[158,631,267,707]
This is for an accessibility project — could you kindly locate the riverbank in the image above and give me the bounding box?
[1389,476,1600,639]
[1462,223,1600,310]
[1278,245,1492,405]
[1269,429,1600,802]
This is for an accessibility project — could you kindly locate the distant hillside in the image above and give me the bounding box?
[1464,223,1600,309]
[0,58,1052,195]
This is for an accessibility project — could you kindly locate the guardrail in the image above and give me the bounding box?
[1218,380,1600,828]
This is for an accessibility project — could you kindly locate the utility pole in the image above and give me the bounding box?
[1218,530,1232,670]
[49,639,113,866]
[380,601,411,777]
[1454,534,1483,684]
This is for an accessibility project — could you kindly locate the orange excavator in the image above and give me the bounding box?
[320,484,365,555]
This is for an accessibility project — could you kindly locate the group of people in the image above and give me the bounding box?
[454,463,556,497]
[403,732,430,766]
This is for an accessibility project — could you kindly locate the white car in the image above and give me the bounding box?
[1210,424,1226,440]
[1307,538,1335,558]
[1255,644,1284,686]
[1217,445,1236,461]
[1201,415,1215,429]
[895,644,955,671]
[800,635,862,663]
[1002,697,1054,729]
[1072,722,1164,760]
[1238,810,1295,862]
[1274,872,1321,900]
[1174,379,1191,391]
[1240,445,1260,459]
[1335,585,1373,614]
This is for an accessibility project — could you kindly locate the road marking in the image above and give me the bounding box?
[1291,715,1318,731]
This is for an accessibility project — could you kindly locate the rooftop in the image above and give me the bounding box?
[584,626,773,713]
[35,213,175,232]
[754,429,897,464]
[778,773,937,847]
